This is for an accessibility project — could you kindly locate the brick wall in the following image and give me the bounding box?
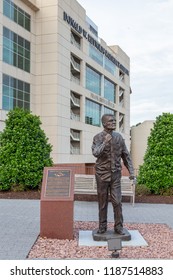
[54,163,130,176]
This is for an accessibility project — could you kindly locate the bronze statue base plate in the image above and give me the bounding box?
[92,228,131,241]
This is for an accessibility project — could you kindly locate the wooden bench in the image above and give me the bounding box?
[74,174,97,194]
[74,174,136,206]
[121,176,136,207]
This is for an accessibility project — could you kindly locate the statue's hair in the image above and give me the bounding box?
[101,114,114,125]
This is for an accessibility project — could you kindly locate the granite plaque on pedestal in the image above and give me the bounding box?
[40,167,74,239]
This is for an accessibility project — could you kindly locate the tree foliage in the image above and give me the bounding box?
[137,113,173,194]
[0,108,53,191]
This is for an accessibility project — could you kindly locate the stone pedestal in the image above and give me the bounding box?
[40,200,73,239]
[92,228,131,241]
[40,167,74,240]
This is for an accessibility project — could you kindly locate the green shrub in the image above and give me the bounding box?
[0,108,53,191]
[137,113,173,194]
[135,184,151,196]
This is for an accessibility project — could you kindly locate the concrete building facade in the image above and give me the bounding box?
[131,120,154,174]
[0,0,132,169]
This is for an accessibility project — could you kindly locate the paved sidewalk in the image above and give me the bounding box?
[0,200,39,260]
[0,199,173,259]
[75,201,173,227]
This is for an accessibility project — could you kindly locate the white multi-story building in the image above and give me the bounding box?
[0,0,132,170]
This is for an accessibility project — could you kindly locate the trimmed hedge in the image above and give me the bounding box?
[137,113,173,194]
[0,108,53,191]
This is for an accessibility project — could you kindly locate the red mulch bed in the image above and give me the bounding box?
[0,190,173,204]
[0,190,41,200]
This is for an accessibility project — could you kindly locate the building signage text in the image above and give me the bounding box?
[63,12,129,76]
[90,93,115,109]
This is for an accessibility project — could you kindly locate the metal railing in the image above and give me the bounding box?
[70,74,80,85]
[70,92,80,107]
[70,110,80,121]
[70,130,80,141]
[70,144,80,154]
[71,33,81,49]
[71,56,80,72]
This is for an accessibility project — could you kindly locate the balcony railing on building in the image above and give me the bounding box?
[70,92,80,121]
[71,92,80,107]
[71,56,80,72]
[71,110,80,121]
[70,129,80,154]
[70,74,80,84]
[119,89,124,107]
[70,130,80,141]
[70,143,80,154]
[119,70,125,82]
[70,55,81,84]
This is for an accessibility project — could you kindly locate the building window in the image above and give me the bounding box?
[104,107,116,116]
[71,30,81,49]
[2,74,30,111]
[70,129,80,154]
[3,0,31,31]
[86,65,101,95]
[70,54,80,84]
[89,25,98,37]
[85,99,101,127]
[3,27,30,73]
[89,45,103,66]
[70,91,80,121]
[119,87,124,107]
[104,78,116,103]
[104,56,116,75]
[119,70,125,82]
[119,113,124,133]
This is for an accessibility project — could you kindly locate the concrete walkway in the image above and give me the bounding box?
[0,199,173,259]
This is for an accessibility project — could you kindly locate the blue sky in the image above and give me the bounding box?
[77,0,173,125]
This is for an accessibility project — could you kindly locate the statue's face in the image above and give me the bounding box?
[103,116,116,131]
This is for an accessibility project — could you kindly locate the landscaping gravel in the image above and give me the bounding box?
[28,222,173,259]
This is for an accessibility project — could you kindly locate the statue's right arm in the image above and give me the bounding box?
[92,136,106,158]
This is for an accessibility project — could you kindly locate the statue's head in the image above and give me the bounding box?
[101,114,116,131]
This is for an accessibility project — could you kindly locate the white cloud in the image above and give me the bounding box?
[130,100,173,125]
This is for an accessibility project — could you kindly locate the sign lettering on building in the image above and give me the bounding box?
[63,11,129,76]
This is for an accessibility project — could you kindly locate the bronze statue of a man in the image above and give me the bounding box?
[92,114,134,235]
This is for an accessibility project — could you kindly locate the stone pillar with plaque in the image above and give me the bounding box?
[40,167,74,239]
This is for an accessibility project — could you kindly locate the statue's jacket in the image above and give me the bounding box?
[92,130,134,182]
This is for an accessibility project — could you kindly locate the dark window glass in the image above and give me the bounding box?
[3,0,31,31]
[24,59,30,72]
[3,27,30,73]
[3,1,10,18]
[24,83,30,93]
[104,78,116,103]
[24,102,30,110]
[18,91,23,100]
[3,27,10,38]
[2,74,30,111]
[13,6,18,22]
[18,55,23,69]
[24,93,30,102]
[85,99,101,127]
[3,74,9,85]
[86,66,101,95]
[3,96,9,110]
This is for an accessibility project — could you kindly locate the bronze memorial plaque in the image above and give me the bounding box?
[41,167,74,201]
[45,170,70,198]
